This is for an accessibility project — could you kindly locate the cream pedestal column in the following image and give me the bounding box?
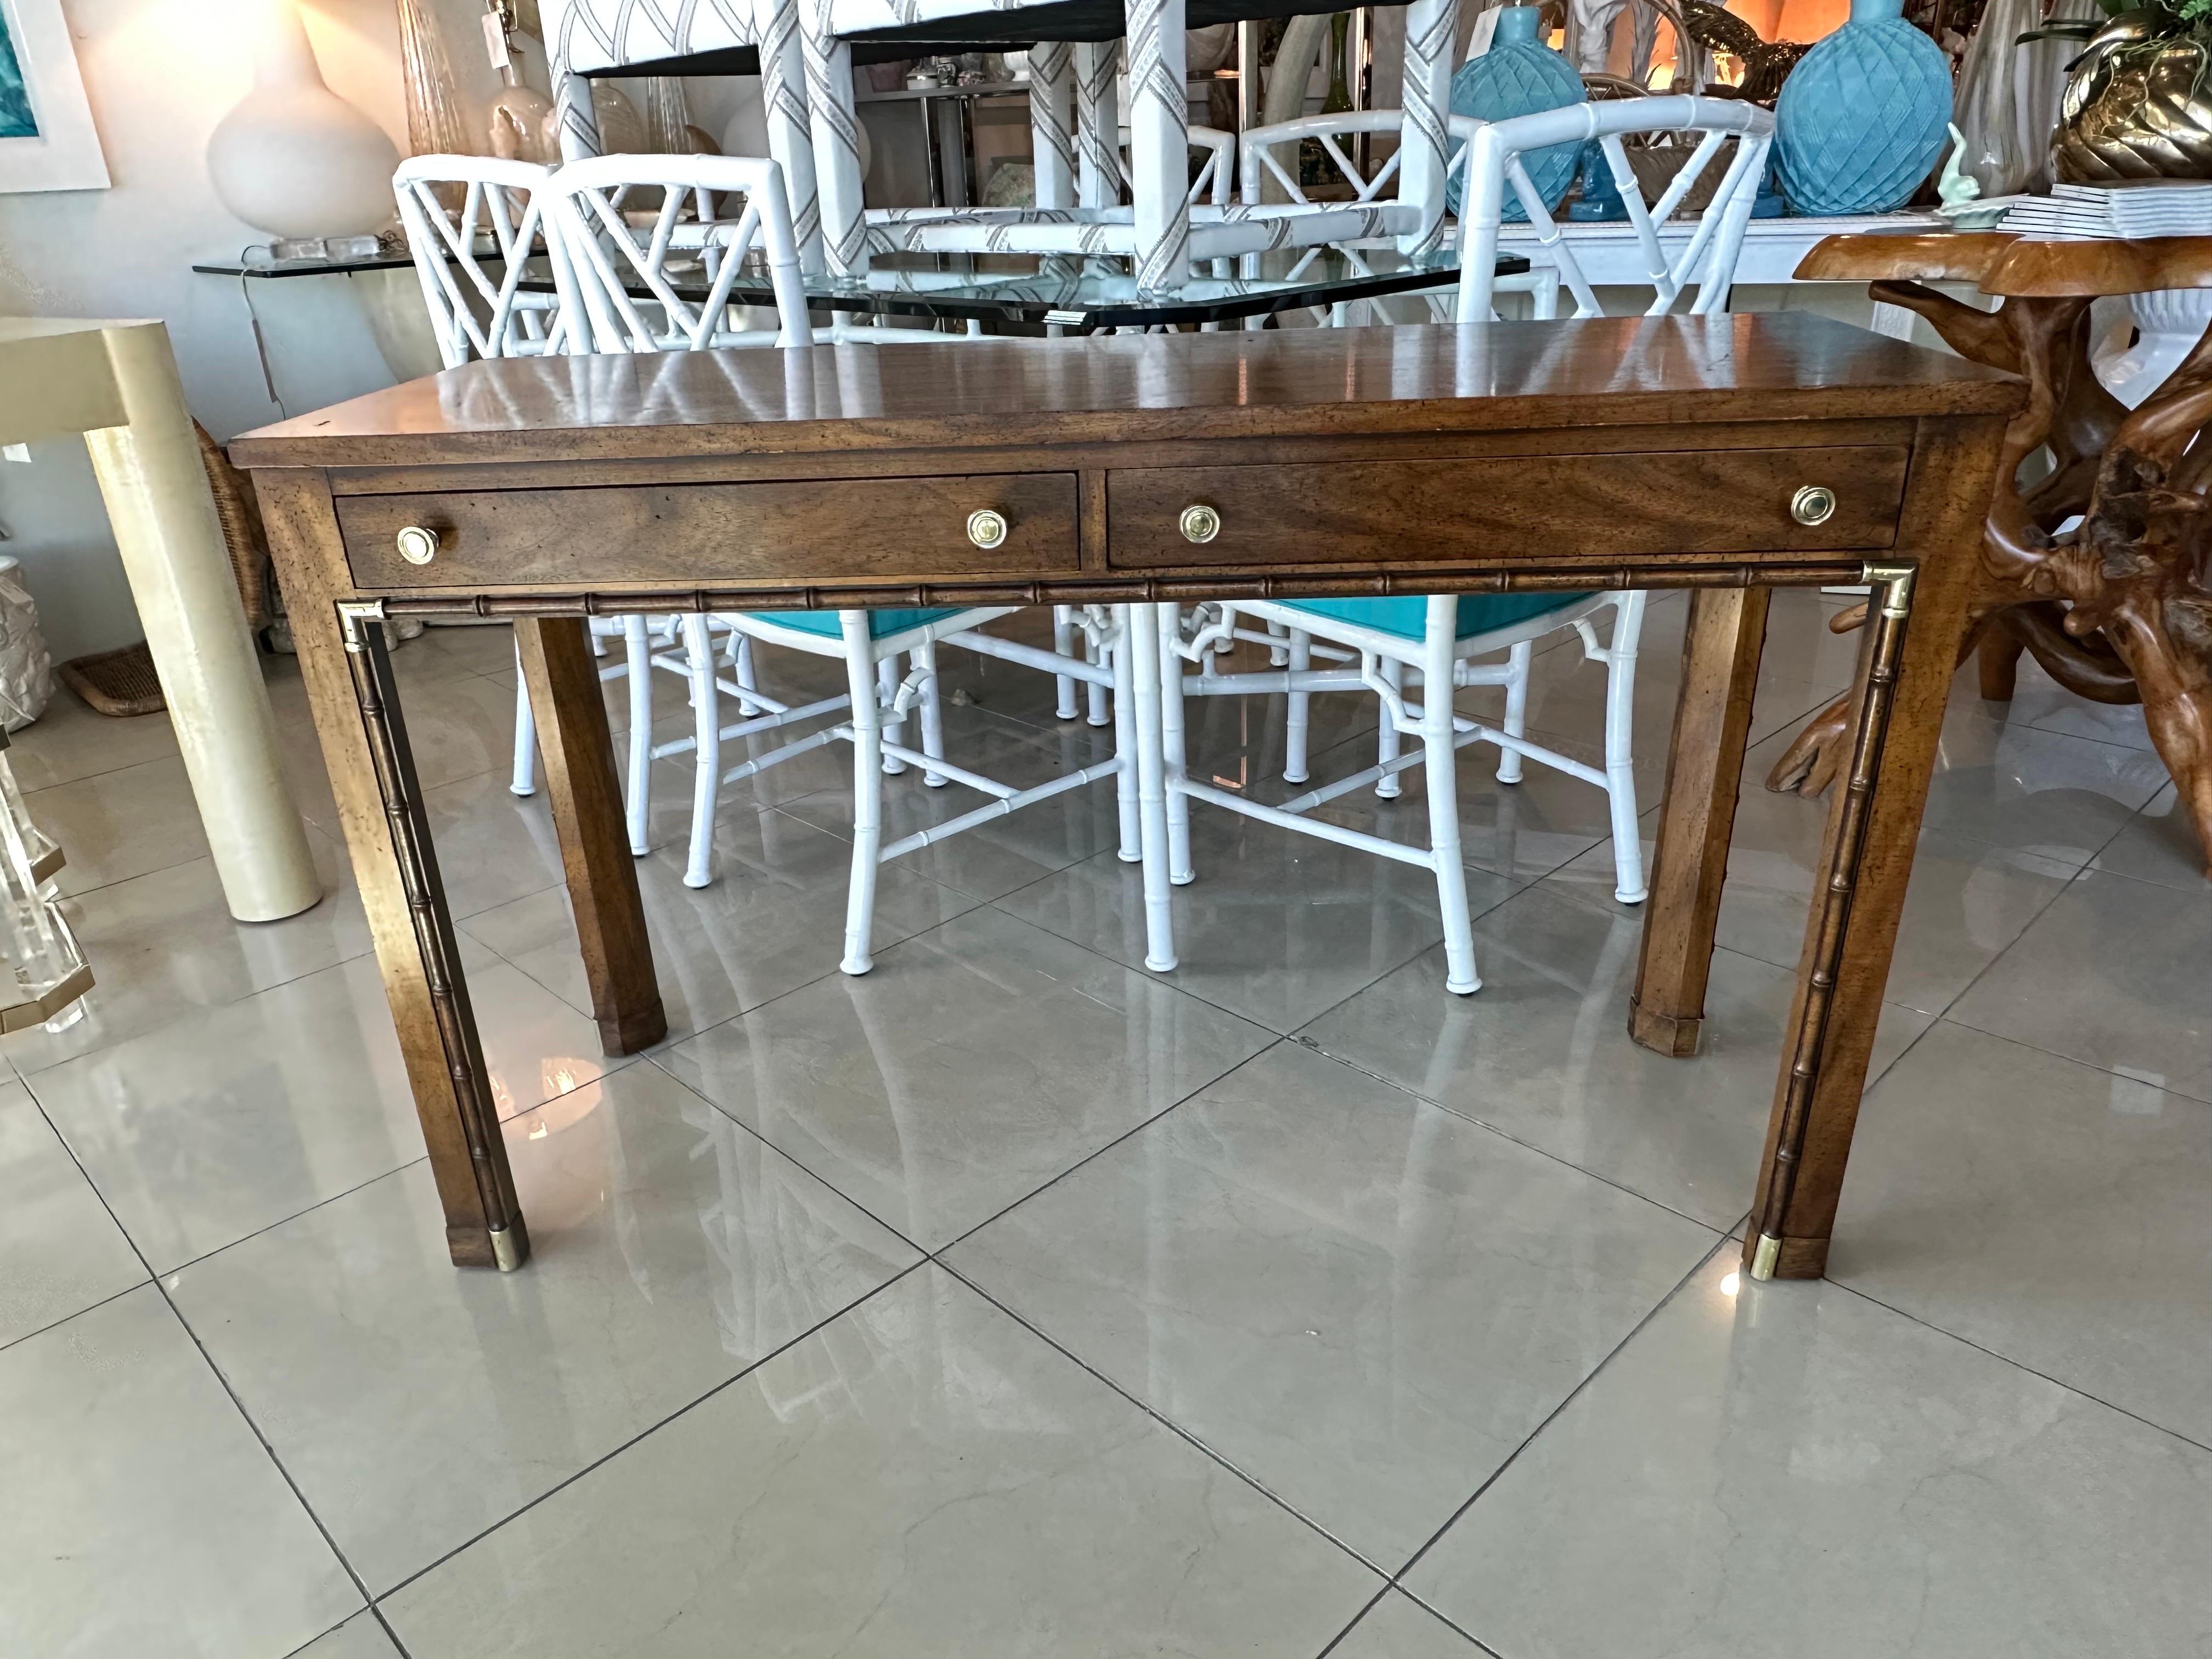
[0,318,318,922]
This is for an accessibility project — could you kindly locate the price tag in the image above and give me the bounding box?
[483,10,511,70]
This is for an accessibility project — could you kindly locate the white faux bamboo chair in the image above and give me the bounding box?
[391,154,685,834]
[544,153,1143,970]
[1455,94,1774,323]
[1237,111,1564,324]
[1143,98,1774,994]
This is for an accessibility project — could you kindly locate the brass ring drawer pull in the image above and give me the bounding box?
[1180,503,1222,544]
[1790,485,1837,527]
[966,509,1008,549]
[394,525,442,565]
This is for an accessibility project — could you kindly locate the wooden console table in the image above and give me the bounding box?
[230,316,2018,1283]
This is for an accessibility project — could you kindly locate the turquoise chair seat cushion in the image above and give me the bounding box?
[739,607,967,641]
[1277,592,1594,642]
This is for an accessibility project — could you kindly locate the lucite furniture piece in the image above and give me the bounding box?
[0,319,317,923]
[232,315,2021,1286]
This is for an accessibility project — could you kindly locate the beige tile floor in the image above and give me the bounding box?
[2,594,2205,1658]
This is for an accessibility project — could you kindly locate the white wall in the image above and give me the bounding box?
[0,0,588,661]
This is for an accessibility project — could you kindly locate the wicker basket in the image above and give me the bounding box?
[195,419,273,631]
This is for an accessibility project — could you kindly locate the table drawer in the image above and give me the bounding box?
[1106,446,1909,568]
[337,473,1080,590]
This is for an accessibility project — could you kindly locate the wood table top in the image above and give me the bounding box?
[1795,231,2212,297]
[231,314,2022,472]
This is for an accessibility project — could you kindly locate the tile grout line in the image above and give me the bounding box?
[637,1051,931,1254]
[1905,815,2212,1105]
[0,1277,150,1360]
[364,1259,937,1609]
[1292,1031,1735,1239]
[20,1042,631,1272]
[933,1257,1396,1580]
[923,1036,1294,1257]
[1821,1276,2212,1458]
[1312,1582,1511,1659]
[1308,1585,1401,1659]
[1385,1589,1516,1659]
[14,1091,399,1651]
[1387,1230,1738,1594]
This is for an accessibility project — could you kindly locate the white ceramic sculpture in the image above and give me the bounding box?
[207,0,401,239]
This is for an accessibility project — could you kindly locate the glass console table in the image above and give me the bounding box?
[194,246,1529,335]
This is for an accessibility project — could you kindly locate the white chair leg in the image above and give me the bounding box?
[1423,658,1481,997]
[1283,629,1312,785]
[624,614,653,855]
[1266,617,1290,668]
[683,614,720,889]
[1603,594,1648,904]
[1052,605,1080,719]
[1130,603,1177,971]
[1085,625,1110,727]
[509,642,537,797]
[1156,602,1193,885]
[877,655,906,775]
[732,631,761,718]
[840,618,884,975]
[1110,608,1141,861]
[1498,639,1533,785]
[913,637,947,787]
[1376,657,1405,798]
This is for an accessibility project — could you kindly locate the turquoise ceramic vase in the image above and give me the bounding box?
[1775,0,1953,215]
[1447,5,1587,220]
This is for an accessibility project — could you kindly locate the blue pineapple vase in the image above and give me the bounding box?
[1447,5,1587,221]
[1775,0,1953,216]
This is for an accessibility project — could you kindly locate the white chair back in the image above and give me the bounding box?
[1239,110,1411,209]
[392,155,571,368]
[1117,123,1237,209]
[543,153,815,354]
[1454,95,1775,323]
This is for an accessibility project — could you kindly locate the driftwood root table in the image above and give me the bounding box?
[1771,232,2212,879]
[232,317,2019,1283]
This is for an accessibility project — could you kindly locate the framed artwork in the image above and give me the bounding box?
[0,0,109,192]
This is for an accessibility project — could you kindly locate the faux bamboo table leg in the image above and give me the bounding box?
[1629,586,1771,1057]
[255,475,527,1270]
[1745,425,1998,1279]
[513,618,666,1055]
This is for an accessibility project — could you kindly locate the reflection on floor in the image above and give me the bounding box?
[3,592,2205,1658]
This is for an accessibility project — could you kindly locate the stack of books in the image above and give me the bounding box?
[1983,181,2212,240]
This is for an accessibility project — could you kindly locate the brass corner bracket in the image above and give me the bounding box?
[336,599,388,651]
[1862,561,1917,619]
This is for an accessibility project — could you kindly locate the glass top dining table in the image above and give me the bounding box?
[780,246,1530,332]
[195,244,1530,335]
